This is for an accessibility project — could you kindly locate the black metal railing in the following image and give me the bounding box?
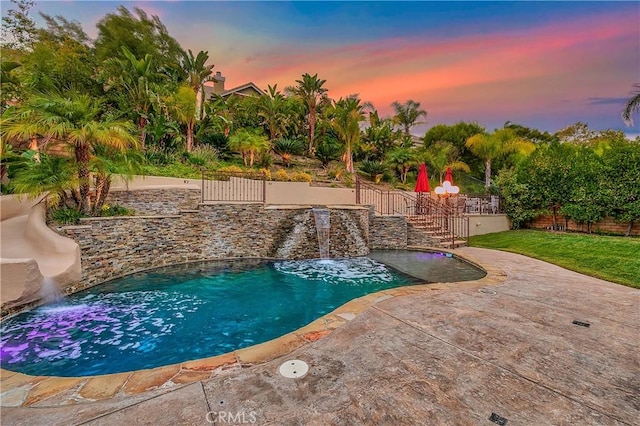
[201,171,266,203]
[355,177,469,247]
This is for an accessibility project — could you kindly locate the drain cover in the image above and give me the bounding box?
[279,360,309,378]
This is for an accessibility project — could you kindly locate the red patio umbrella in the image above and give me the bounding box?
[415,163,430,193]
[444,166,454,185]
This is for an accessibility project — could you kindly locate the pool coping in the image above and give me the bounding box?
[0,247,507,407]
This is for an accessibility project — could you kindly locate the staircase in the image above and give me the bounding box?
[405,215,468,249]
[356,177,469,249]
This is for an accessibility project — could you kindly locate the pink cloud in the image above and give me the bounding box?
[218,8,636,125]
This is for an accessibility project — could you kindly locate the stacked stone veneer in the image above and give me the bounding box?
[58,204,372,291]
[407,223,439,247]
[106,188,201,215]
[369,216,407,249]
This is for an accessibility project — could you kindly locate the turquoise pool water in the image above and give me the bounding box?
[0,252,484,377]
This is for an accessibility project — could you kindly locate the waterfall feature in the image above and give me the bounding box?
[312,207,331,259]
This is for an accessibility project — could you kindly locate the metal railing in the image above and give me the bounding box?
[355,177,469,247]
[201,171,266,203]
[459,195,504,214]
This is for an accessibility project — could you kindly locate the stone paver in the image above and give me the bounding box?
[1,247,638,425]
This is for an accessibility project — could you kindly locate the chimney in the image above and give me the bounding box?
[213,71,226,94]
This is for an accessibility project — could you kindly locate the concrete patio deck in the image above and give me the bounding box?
[1,247,638,425]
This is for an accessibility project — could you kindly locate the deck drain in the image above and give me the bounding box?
[478,288,497,295]
[489,412,508,425]
[572,320,591,328]
[279,360,309,378]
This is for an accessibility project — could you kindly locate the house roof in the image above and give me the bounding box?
[221,82,265,97]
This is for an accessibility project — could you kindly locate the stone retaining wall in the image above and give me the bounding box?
[59,205,371,291]
[106,188,201,215]
[369,216,407,249]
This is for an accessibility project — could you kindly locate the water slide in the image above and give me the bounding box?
[0,195,81,309]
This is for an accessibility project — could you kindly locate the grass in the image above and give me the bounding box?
[469,230,640,288]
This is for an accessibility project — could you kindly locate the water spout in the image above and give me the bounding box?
[38,277,64,305]
[312,207,331,259]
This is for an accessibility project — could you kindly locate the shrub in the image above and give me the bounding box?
[327,164,346,181]
[259,168,272,180]
[217,165,244,173]
[52,207,85,225]
[191,145,218,163]
[100,204,135,217]
[274,169,289,181]
[315,136,343,167]
[144,146,177,165]
[273,138,304,167]
[290,172,312,182]
[256,151,273,168]
[359,160,386,183]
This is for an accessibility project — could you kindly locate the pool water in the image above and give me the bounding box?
[0,252,484,377]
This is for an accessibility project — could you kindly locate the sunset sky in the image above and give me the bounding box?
[16,1,640,135]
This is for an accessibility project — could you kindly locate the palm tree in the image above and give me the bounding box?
[466,128,534,190]
[169,85,198,152]
[386,147,416,183]
[1,91,138,213]
[103,46,164,148]
[392,100,427,137]
[181,49,214,120]
[329,96,366,173]
[421,141,470,183]
[91,144,144,214]
[228,128,269,167]
[622,83,640,126]
[291,73,328,153]
[258,85,289,142]
[207,94,241,136]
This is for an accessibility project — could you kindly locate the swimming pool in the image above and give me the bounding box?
[0,251,485,377]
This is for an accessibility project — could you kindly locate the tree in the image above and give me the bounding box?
[228,128,269,167]
[168,85,198,152]
[329,96,366,173]
[257,85,289,142]
[291,73,328,153]
[19,14,99,96]
[392,100,427,137]
[1,91,138,214]
[102,46,166,148]
[207,94,241,137]
[386,147,416,183]
[91,145,144,214]
[622,84,640,126]
[0,0,36,51]
[423,121,485,177]
[6,153,78,208]
[601,140,640,236]
[181,49,214,119]
[466,128,534,190]
[559,146,606,232]
[94,6,183,72]
[358,111,402,161]
[420,141,470,183]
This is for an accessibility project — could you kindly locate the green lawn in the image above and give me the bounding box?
[469,230,640,288]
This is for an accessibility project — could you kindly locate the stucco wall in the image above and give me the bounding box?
[467,215,511,237]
